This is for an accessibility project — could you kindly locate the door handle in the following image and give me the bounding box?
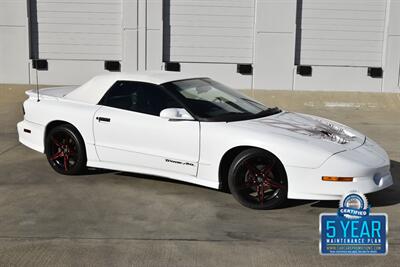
[96,117,111,122]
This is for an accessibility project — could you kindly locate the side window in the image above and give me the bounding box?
[100,81,182,116]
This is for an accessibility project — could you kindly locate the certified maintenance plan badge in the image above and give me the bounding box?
[320,191,388,255]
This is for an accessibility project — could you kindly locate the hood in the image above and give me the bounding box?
[236,111,366,151]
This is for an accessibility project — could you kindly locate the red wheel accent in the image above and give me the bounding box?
[264,177,287,190]
[242,158,285,204]
[261,160,275,175]
[49,151,64,160]
[64,154,69,171]
[245,161,259,176]
[51,137,62,147]
[257,185,265,204]
[47,130,78,173]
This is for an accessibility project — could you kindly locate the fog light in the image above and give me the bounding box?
[373,174,382,185]
[322,176,353,182]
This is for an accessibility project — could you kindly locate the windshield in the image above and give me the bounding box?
[162,78,280,121]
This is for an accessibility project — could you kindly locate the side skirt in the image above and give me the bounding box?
[86,160,220,189]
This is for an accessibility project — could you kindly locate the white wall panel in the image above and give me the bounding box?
[122,0,138,29]
[33,0,123,60]
[388,0,400,35]
[147,0,162,30]
[382,0,400,92]
[299,0,387,67]
[146,29,163,70]
[382,36,400,92]
[255,0,297,33]
[164,0,255,63]
[121,29,138,72]
[253,0,297,90]
[254,33,295,90]
[181,63,252,89]
[294,66,382,91]
[0,27,30,83]
[0,0,30,83]
[31,60,110,85]
[0,0,27,26]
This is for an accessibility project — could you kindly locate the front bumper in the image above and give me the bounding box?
[17,120,45,153]
[286,138,393,200]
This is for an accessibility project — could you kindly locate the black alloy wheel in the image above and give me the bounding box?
[228,148,288,209]
[45,124,87,175]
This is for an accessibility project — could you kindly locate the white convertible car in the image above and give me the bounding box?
[17,71,393,209]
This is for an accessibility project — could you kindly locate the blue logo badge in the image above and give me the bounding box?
[320,191,388,255]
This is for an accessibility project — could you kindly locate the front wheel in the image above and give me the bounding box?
[45,124,87,175]
[228,148,288,209]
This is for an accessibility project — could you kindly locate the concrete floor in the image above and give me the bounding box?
[0,84,399,266]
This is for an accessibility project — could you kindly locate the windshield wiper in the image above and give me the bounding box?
[255,107,281,117]
[204,108,281,122]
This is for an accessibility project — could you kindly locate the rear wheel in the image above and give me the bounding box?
[228,148,287,209]
[45,124,87,175]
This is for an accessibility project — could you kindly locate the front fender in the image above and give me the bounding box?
[200,122,339,170]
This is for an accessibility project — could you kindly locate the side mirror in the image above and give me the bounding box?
[160,108,194,121]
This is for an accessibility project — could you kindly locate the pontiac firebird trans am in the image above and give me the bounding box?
[17,71,393,209]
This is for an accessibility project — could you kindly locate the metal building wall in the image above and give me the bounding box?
[0,0,30,83]
[383,0,400,91]
[0,0,399,92]
[297,0,387,67]
[31,0,123,61]
[26,0,125,85]
[293,0,387,91]
[163,0,255,64]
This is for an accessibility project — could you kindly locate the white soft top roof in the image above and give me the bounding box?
[64,71,204,104]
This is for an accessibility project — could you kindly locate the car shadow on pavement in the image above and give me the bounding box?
[117,171,318,209]
[86,167,114,174]
[311,160,400,209]
[96,160,400,210]
[282,199,316,208]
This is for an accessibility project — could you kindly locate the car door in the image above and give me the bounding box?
[93,81,200,176]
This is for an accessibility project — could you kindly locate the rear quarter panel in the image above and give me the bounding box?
[23,97,100,160]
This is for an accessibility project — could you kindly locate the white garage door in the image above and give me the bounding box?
[298,0,387,67]
[32,0,122,60]
[164,0,255,64]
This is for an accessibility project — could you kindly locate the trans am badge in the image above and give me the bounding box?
[320,191,388,255]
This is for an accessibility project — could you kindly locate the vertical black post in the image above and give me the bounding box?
[27,0,39,60]
[294,0,303,65]
[27,0,41,101]
[162,0,171,63]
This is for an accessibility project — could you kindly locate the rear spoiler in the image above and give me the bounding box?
[26,86,78,100]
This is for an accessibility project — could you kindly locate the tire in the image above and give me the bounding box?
[45,124,87,175]
[228,148,288,209]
